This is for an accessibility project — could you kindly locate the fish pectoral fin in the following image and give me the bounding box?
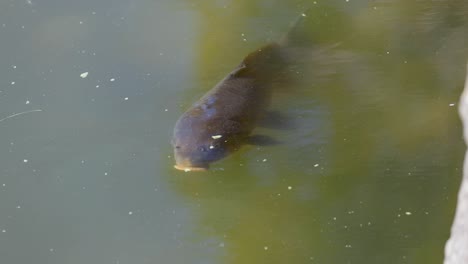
[259,110,296,130]
[246,135,280,146]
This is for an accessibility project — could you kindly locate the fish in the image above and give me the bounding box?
[172,13,307,171]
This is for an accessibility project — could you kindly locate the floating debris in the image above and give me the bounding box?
[80,72,89,78]
[0,109,43,123]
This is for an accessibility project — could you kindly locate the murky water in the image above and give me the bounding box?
[1,1,467,263]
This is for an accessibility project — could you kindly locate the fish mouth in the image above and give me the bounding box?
[174,164,208,172]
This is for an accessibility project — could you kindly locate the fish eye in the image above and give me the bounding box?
[198,146,207,152]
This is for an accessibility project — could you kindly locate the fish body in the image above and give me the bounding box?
[172,16,304,171]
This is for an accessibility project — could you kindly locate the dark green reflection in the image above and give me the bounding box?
[171,1,468,263]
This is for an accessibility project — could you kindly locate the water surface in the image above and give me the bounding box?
[0,0,466,263]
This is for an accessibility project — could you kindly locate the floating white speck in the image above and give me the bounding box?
[104,172,108,176]
[25,100,30,104]
[128,211,133,215]
[219,242,225,247]
[12,65,17,69]
[301,13,306,17]
[23,159,28,163]
[16,206,20,209]
[95,85,100,88]
[2,184,5,187]
[405,211,412,215]
[110,78,115,82]
[11,81,15,85]
[209,145,214,149]
[49,248,54,252]
[1,229,5,233]
[80,72,89,78]
[449,103,455,106]
[264,246,268,250]
[92,11,96,15]
[79,21,83,24]
[211,135,222,139]
[124,97,129,101]
[262,158,267,162]
[314,164,319,167]
[288,186,292,190]
[184,168,191,172]
[81,160,85,164]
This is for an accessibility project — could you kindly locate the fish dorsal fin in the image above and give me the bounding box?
[242,43,281,67]
[228,63,249,78]
[230,43,282,78]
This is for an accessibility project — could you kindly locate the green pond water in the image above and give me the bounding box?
[0,0,467,263]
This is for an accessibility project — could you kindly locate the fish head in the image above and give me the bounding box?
[172,129,231,172]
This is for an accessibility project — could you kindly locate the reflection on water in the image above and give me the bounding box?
[0,0,467,263]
